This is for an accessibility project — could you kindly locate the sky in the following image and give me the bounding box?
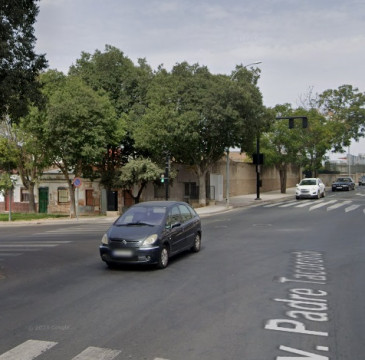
[34,0,365,157]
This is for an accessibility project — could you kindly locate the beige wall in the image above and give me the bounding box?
[212,159,301,197]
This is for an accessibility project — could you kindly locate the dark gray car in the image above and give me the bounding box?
[100,201,202,269]
[331,177,355,191]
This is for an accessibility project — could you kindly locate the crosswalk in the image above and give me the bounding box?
[0,223,109,261]
[0,339,170,360]
[0,240,71,261]
[261,198,365,213]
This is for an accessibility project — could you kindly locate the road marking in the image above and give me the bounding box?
[295,200,322,207]
[0,340,57,360]
[263,201,287,208]
[345,204,360,212]
[0,244,59,248]
[309,200,337,211]
[71,346,121,360]
[327,200,352,211]
[278,201,300,208]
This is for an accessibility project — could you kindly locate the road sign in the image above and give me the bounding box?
[73,177,82,187]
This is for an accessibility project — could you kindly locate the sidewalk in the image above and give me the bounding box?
[195,187,296,216]
[0,188,296,225]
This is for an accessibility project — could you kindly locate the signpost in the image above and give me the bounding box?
[72,177,82,219]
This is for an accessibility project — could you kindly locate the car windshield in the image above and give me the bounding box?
[300,179,316,186]
[337,178,351,182]
[115,206,166,226]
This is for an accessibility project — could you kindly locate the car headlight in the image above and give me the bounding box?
[101,233,109,245]
[141,234,158,247]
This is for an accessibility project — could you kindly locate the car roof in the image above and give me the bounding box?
[132,201,190,208]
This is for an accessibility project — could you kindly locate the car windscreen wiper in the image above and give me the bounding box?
[117,222,154,226]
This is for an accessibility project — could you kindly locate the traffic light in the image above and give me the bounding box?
[289,118,294,129]
[160,174,165,183]
[302,117,308,128]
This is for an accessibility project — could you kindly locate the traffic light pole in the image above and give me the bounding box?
[255,135,261,200]
[165,152,170,201]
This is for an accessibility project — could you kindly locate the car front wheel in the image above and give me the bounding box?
[157,245,169,269]
[191,233,201,253]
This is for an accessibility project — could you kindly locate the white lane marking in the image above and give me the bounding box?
[309,199,337,211]
[345,204,361,212]
[0,340,57,360]
[71,346,121,360]
[327,200,352,211]
[293,200,312,207]
[0,249,38,252]
[278,201,300,208]
[0,241,71,245]
[263,201,287,208]
[0,244,58,248]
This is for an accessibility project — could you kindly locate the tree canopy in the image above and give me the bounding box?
[0,0,47,122]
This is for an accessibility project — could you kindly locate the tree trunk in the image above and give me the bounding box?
[278,164,287,194]
[68,179,76,218]
[28,183,36,213]
[197,167,207,207]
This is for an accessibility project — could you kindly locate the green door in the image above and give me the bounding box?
[39,187,49,213]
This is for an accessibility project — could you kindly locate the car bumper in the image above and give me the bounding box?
[99,245,161,265]
[296,194,319,199]
[332,185,350,191]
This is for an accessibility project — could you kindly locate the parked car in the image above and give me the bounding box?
[359,176,365,186]
[295,178,326,199]
[100,201,202,269]
[331,177,355,191]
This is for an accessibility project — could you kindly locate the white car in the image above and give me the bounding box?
[295,178,326,199]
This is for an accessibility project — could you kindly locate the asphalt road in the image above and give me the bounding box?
[0,188,365,359]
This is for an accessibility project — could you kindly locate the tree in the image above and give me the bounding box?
[132,62,264,206]
[296,108,336,177]
[37,71,122,217]
[69,46,153,189]
[116,158,164,204]
[10,107,52,212]
[0,0,47,123]
[261,104,302,193]
[318,85,365,152]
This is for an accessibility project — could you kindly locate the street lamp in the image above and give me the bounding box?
[226,61,262,207]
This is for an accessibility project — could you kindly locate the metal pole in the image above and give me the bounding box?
[165,153,169,201]
[8,188,12,222]
[226,149,230,207]
[255,135,261,200]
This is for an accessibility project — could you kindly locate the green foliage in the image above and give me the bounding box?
[318,85,365,151]
[41,72,121,175]
[116,158,164,203]
[0,0,47,122]
[117,158,163,188]
[0,172,12,192]
[0,135,18,170]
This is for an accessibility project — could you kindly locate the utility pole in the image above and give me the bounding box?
[165,152,170,201]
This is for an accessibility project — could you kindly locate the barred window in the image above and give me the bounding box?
[58,188,69,203]
[21,188,30,202]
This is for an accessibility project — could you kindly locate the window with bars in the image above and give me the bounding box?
[21,188,30,202]
[58,188,69,203]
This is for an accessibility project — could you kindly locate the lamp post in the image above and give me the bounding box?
[226,61,262,207]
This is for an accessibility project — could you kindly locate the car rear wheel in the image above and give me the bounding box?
[157,245,169,269]
[191,233,201,253]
